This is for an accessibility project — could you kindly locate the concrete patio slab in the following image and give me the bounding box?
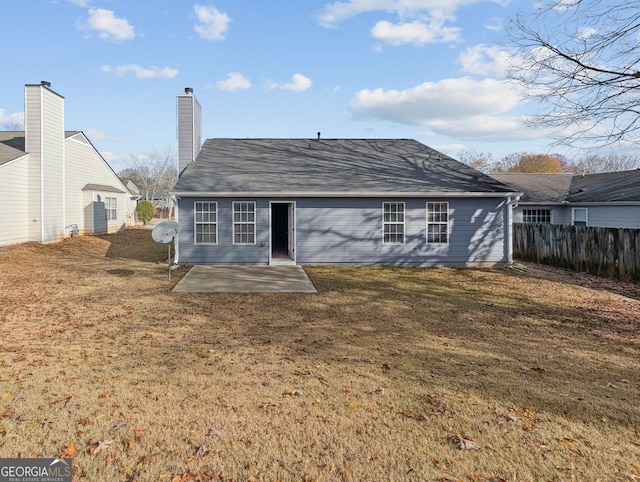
[172,265,317,293]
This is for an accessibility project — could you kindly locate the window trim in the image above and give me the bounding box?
[233,201,257,245]
[426,201,449,244]
[382,202,405,245]
[194,201,218,245]
[105,197,117,221]
[522,208,552,225]
[572,207,588,227]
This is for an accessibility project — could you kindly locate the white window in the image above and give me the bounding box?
[427,202,449,244]
[105,197,117,221]
[194,201,217,244]
[572,208,588,226]
[383,202,404,244]
[522,209,551,224]
[233,201,256,244]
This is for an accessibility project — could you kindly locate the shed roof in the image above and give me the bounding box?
[82,183,126,194]
[173,138,516,197]
[490,174,573,204]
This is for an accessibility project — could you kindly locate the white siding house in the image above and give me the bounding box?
[0,82,136,247]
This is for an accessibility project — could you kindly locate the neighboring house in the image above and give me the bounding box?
[171,89,521,267]
[0,82,136,247]
[492,171,640,229]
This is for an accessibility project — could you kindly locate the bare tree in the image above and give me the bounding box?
[119,147,178,217]
[505,0,640,148]
[1,121,23,130]
[573,153,640,174]
[457,149,495,174]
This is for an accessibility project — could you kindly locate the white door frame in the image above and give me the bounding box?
[269,201,296,265]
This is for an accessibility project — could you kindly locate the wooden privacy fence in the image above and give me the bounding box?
[513,223,640,281]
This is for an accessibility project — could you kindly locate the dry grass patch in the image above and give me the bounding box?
[0,229,639,481]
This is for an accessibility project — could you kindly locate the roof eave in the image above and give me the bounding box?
[172,191,521,198]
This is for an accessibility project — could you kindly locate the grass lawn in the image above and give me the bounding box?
[0,228,639,481]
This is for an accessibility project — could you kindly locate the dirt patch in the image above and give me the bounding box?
[0,230,639,481]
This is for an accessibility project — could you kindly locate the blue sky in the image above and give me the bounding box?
[0,0,557,172]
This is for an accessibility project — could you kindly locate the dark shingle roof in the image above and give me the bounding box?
[0,132,26,165]
[567,169,640,202]
[173,138,516,196]
[493,171,640,204]
[491,174,573,203]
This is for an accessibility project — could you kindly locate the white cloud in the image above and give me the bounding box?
[349,77,544,142]
[0,109,24,127]
[69,0,90,6]
[576,27,598,41]
[484,16,503,32]
[428,115,546,142]
[457,44,512,77]
[101,64,179,79]
[194,5,231,41]
[82,128,115,141]
[80,8,135,42]
[350,77,520,125]
[318,0,508,28]
[371,18,460,45]
[281,74,313,92]
[216,72,252,92]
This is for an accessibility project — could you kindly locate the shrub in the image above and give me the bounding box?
[136,200,155,225]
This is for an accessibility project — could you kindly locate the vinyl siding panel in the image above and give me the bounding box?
[24,85,43,241]
[177,95,201,174]
[0,158,32,246]
[65,136,130,234]
[514,205,639,228]
[579,206,640,229]
[178,198,270,264]
[40,88,65,243]
[177,197,508,267]
[295,198,506,266]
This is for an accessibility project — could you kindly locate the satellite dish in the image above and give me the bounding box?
[152,221,179,244]
[151,221,180,287]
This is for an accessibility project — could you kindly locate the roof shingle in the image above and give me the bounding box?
[174,138,515,196]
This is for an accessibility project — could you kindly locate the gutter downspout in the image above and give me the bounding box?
[172,195,179,264]
[506,194,521,265]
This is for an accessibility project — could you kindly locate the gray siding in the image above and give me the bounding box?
[177,197,508,267]
[580,205,640,229]
[178,198,270,264]
[177,94,201,175]
[514,205,639,228]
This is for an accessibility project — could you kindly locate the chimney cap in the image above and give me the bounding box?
[41,81,51,88]
[185,87,193,95]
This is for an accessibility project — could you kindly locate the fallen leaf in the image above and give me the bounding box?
[126,437,135,453]
[195,445,209,457]
[90,439,114,456]
[207,428,221,437]
[448,434,481,450]
[59,441,79,458]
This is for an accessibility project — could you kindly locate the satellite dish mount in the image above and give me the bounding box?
[151,220,180,286]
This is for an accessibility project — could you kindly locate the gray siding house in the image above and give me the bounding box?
[492,172,640,229]
[0,82,136,246]
[172,89,521,267]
